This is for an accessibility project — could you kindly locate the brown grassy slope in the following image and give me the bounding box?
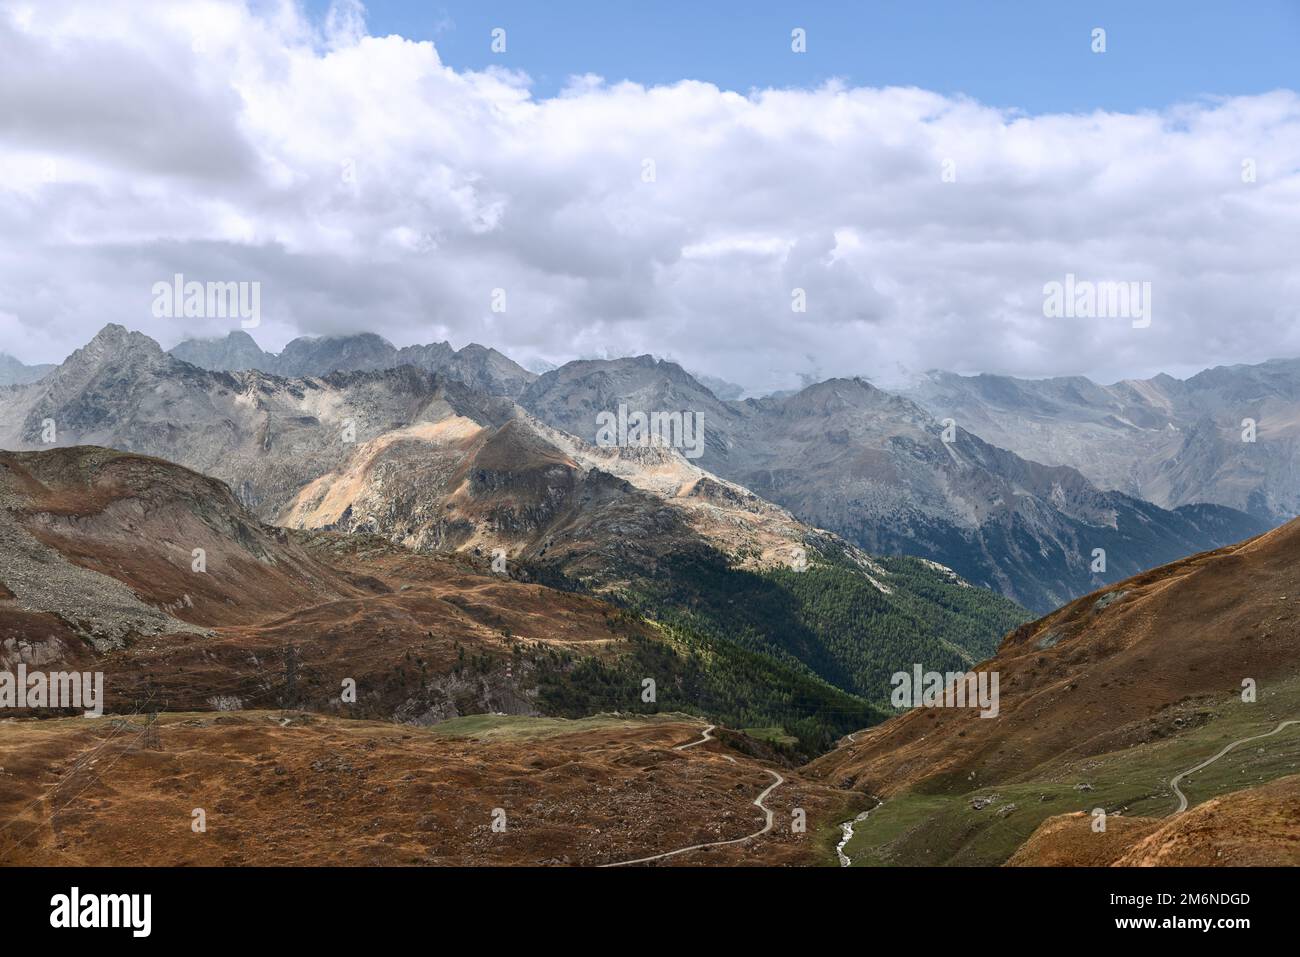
[0,447,650,718]
[1004,813,1164,866]
[1008,774,1300,866]
[93,536,645,717]
[3,446,363,626]
[0,712,855,867]
[807,519,1300,795]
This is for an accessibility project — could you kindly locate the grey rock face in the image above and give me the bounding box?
[5,334,525,522]
[905,361,1300,523]
[169,330,273,372]
[426,342,535,397]
[272,332,399,376]
[169,330,536,397]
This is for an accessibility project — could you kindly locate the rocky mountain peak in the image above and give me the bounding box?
[169,330,272,372]
[79,322,162,358]
[52,325,173,386]
[275,332,400,376]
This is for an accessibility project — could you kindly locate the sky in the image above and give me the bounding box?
[1,0,1298,393]
[316,0,1300,112]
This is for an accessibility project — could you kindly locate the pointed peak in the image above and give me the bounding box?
[77,324,164,359]
[87,322,130,344]
[46,326,172,389]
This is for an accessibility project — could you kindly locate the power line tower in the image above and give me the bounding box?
[140,711,162,751]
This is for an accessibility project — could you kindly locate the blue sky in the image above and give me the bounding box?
[305,0,1300,111]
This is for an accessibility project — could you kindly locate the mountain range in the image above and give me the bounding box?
[168,329,534,397]
[518,356,1269,613]
[0,323,1288,723]
[3,323,1299,866]
[905,362,1300,524]
[110,327,1280,614]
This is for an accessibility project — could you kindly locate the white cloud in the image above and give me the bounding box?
[1,0,1298,392]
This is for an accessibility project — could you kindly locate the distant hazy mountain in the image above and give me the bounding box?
[0,352,55,386]
[168,330,273,371]
[419,342,535,397]
[689,370,746,400]
[272,331,397,376]
[169,330,535,397]
[905,361,1300,524]
[520,356,1269,613]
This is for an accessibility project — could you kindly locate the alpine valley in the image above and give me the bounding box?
[0,326,1295,867]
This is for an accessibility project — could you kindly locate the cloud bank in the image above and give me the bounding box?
[2,0,1298,391]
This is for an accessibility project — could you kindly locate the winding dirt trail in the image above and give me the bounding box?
[599,724,783,867]
[673,724,716,750]
[1170,719,1300,814]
